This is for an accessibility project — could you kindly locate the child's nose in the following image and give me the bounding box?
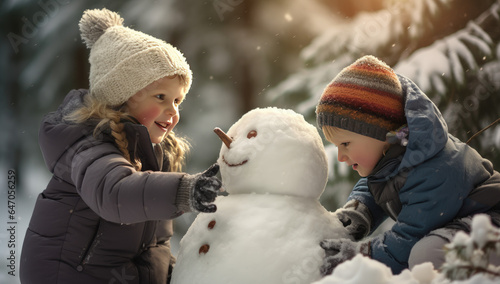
[163,102,177,116]
[337,149,348,162]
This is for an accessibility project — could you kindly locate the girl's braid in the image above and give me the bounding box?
[67,92,188,172]
[107,111,142,171]
[163,132,189,172]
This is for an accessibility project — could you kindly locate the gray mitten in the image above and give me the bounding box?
[177,164,222,213]
[319,238,371,276]
[334,199,372,241]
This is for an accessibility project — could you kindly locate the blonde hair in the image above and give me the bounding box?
[322,125,339,142]
[66,91,189,172]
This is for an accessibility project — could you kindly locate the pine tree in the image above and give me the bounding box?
[268,0,500,200]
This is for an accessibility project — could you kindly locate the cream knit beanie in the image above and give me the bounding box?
[79,8,192,106]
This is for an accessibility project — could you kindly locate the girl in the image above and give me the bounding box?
[20,8,220,284]
[316,55,500,275]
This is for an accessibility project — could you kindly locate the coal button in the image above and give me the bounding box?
[199,244,210,254]
[208,220,216,229]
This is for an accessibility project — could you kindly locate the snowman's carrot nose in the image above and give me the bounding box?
[214,127,232,148]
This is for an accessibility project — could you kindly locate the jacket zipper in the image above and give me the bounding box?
[138,220,158,254]
[77,220,102,270]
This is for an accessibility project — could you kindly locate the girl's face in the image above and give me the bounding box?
[126,76,186,144]
[325,127,389,177]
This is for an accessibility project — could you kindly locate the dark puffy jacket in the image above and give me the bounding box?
[349,75,500,274]
[20,89,186,284]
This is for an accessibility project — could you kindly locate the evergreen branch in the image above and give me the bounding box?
[466,117,500,144]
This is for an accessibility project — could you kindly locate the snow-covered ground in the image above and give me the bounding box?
[315,214,500,284]
[313,255,498,284]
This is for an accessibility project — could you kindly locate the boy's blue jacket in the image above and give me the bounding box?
[349,75,500,274]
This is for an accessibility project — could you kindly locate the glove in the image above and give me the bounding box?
[177,164,222,213]
[334,199,372,241]
[319,238,371,276]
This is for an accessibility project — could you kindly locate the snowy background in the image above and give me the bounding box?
[1,0,500,283]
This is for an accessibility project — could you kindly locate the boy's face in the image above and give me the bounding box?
[325,127,389,177]
[126,76,186,143]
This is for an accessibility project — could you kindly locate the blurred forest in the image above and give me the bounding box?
[1,0,500,282]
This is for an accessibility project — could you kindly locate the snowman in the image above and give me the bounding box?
[171,107,349,284]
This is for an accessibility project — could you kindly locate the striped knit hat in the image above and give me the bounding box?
[316,55,406,141]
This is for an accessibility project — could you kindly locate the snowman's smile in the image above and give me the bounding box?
[222,155,248,167]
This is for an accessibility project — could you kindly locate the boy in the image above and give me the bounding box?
[316,55,500,274]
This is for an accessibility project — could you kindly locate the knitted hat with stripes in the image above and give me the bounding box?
[316,55,406,141]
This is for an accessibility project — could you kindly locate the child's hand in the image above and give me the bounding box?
[319,238,371,275]
[191,164,221,213]
[177,164,222,214]
[334,199,372,241]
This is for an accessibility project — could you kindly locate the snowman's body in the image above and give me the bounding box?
[172,108,349,284]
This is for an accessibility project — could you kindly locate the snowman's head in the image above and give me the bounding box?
[216,107,328,199]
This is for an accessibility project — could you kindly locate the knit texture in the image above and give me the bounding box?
[316,55,405,141]
[79,8,192,106]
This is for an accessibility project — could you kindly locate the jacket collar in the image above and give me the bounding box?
[368,144,406,181]
[122,122,163,171]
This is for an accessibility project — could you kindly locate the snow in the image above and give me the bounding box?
[172,108,350,284]
[394,43,450,94]
[173,108,500,284]
[394,19,495,97]
[441,214,500,281]
[172,194,348,284]
[217,107,328,199]
[316,214,500,284]
[313,255,499,284]
[6,1,500,283]
[470,215,491,249]
[313,255,417,284]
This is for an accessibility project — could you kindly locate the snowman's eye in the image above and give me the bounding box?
[247,130,257,139]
